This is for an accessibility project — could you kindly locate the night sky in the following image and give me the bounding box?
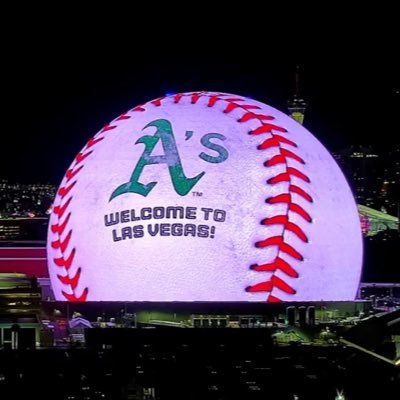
[1,10,399,184]
[0,9,399,286]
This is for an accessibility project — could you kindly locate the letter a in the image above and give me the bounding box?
[110,119,205,200]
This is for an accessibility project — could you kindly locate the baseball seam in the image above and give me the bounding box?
[50,92,312,302]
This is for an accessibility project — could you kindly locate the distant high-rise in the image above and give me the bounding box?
[287,66,307,125]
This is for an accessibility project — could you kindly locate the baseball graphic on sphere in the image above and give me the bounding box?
[47,91,362,302]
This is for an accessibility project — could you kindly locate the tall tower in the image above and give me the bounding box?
[287,66,307,125]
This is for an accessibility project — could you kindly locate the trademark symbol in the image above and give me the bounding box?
[192,191,203,197]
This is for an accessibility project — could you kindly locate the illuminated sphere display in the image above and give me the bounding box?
[47,92,362,302]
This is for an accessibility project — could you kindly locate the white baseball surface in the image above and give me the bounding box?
[47,92,363,302]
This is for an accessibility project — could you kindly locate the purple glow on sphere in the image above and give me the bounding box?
[47,92,363,302]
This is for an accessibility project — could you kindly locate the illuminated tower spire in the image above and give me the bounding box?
[287,66,308,125]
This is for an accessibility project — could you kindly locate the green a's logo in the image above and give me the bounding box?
[110,119,228,200]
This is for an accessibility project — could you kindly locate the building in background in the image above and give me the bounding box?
[0,272,41,349]
[285,73,400,237]
[358,205,398,236]
[332,145,400,215]
[0,243,52,302]
[333,146,400,236]
[0,181,56,241]
[287,66,308,125]
[0,181,55,218]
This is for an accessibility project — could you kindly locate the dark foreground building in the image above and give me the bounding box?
[0,328,399,399]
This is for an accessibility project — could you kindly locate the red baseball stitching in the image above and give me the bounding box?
[51,92,312,302]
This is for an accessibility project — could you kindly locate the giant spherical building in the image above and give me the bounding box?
[47,92,362,302]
